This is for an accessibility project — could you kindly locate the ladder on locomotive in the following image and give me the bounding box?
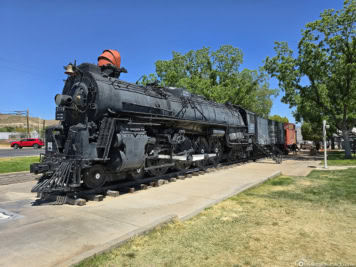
[97,117,116,159]
[253,134,283,164]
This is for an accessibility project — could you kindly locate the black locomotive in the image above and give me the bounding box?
[31,50,284,194]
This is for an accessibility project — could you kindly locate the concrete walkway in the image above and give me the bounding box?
[0,172,38,186]
[0,159,320,267]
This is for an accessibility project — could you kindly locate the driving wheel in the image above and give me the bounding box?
[146,159,169,176]
[175,160,192,171]
[194,136,209,168]
[209,138,223,165]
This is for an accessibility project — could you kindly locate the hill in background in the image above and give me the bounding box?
[0,114,58,132]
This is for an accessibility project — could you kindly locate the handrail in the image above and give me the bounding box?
[253,134,283,164]
[256,133,284,155]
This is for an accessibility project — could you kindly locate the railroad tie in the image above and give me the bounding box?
[87,195,104,202]
[122,187,135,193]
[140,184,148,190]
[107,190,120,197]
[178,175,185,180]
[154,180,165,187]
[66,198,86,206]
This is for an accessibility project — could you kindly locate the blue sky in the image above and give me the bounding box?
[0,0,343,121]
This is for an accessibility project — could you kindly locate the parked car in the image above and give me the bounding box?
[300,141,313,150]
[10,138,44,149]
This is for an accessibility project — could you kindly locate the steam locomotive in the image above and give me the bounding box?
[31,50,293,194]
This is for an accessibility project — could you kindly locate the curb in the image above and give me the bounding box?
[62,171,281,266]
[315,166,356,170]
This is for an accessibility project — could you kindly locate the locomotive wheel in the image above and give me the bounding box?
[129,166,145,181]
[229,147,245,161]
[194,136,209,168]
[83,165,106,189]
[175,160,192,171]
[146,159,169,177]
[209,138,223,165]
[236,147,245,159]
[228,148,238,160]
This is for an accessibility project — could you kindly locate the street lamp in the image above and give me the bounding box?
[323,120,330,169]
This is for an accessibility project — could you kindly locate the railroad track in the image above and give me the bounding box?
[33,156,266,206]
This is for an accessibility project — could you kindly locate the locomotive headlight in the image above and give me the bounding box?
[55,94,73,106]
[55,94,62,106]
[72,85,88,107]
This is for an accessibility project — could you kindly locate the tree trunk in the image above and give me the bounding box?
[342,129,352,158]
[316,142,320,151]
[331,138,335,150]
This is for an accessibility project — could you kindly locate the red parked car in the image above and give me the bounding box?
[10,138,44,149]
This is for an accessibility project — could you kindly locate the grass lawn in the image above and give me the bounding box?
[78,168,356,267]
[0,156,40,174]
[321,151,356,166]
[0,142,11,147]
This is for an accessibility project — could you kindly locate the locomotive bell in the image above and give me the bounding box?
[64,63,76,76]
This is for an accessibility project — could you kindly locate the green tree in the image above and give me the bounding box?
[142,45,278,118]
[269,115,289,123]
[264,0,356,158]
[301,122,337,150]
[301,122,322,143]
[0,126,15,132]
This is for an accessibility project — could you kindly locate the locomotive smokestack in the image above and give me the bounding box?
[98,49,121,69]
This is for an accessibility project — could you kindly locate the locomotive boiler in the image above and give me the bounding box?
[31,50,253,194]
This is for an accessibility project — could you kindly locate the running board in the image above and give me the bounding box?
[157,153,216,161]
[192,154,216,161]
[144,163,175,171]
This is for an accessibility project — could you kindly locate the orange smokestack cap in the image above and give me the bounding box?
[98,49,121,69]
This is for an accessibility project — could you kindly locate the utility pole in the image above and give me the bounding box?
[26,108,30,138]
[323,120,329,169]
[42,119,46,139]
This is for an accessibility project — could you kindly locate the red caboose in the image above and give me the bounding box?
[284,123,296,150]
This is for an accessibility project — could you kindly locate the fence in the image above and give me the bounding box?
[0,131,41,141]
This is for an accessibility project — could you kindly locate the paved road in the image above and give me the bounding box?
[0,148,44,158]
